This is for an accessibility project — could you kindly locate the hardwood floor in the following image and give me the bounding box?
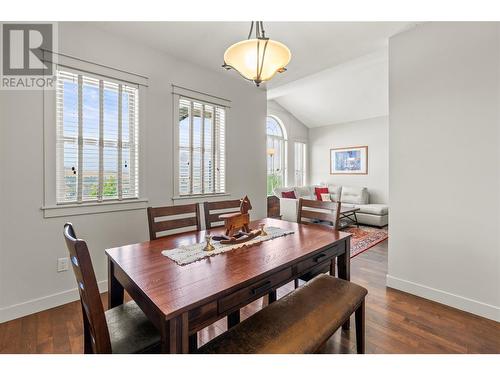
[1,239,499,354]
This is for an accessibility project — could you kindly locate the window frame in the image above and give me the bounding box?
[42,60,148,218]
[172,85,230,200]
[55,70,140,204]
[266,115,287,195]
[294,141,307,187]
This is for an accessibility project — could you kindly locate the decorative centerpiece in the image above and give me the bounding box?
[217,196,262,245]
[259,223,268,236]
[220,196,252,237]
[203,234,215,252]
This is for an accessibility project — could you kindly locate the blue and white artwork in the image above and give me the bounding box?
[330,146,368,174]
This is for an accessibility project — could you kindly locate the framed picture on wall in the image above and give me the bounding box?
[330,146,368,175]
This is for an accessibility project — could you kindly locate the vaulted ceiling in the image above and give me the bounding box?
[95,21,416,127]
[268,49,389,127]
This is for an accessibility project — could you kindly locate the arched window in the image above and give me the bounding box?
[266,116,287,195]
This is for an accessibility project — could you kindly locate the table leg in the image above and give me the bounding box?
[188,333,198,353]
[330,258,336,277]
[161,313,189,353]
[354,212,360,228]
[337,237,351,330]
[107,259,124,309]
[227,310,241,329]
[268,290,277,304]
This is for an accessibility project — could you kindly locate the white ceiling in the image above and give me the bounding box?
[94,22,414,88]
[94,22,416,127]
[268,49,389,127]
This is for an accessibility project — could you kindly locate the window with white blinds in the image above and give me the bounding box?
[178,97,226,196]
[294,141,307,187]
[56,70,139,204]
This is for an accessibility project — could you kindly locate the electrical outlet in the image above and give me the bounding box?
[57,257,69,272]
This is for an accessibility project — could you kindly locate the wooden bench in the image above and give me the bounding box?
[198,274,367,354]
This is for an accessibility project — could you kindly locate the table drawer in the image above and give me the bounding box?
[188,301,218,333]
[218,267,292,314]
[295,243,344,274]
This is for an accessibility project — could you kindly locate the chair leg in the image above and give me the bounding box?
[355,299,365,354]
[189,333,198,353]
[83,328,93,354]
[294,279,299,289]
[82,306,93,354]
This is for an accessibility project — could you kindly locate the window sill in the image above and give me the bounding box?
[172,193,231,201]
[41,198,149,218]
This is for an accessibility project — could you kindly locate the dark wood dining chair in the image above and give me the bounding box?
[147,203,204,351]
[203,199,242,230]
[295,198,342,288]
[63,223,160,354]
[297,198,341,228]
[147,203,201,240]
[202,198,251,344]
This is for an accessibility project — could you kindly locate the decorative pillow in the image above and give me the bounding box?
[314,187,329,201]
[320,193,332,202]
[281,190,297,199]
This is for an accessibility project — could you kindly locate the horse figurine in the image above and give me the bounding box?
[219,196,252,237]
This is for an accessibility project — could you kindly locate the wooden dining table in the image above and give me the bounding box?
[105,217,352,353]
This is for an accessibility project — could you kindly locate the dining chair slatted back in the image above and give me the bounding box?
[63,223,112,354]
[203,199,242,230]
[297,198,341,229]
[147,204,201,240]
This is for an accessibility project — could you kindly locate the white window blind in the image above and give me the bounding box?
[56,70,139,204]
[178,97,226,196]
[294,141,307,186]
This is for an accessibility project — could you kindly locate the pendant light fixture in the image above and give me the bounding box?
[222,21,291,87]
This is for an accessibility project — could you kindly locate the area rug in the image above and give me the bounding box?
[343,226,388,258]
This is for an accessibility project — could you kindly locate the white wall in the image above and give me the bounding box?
[267,100,309,186]
[388,22,500,321]
[309,116,389,204]
[0,22,267,322]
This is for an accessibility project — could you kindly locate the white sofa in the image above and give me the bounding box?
[274,185,388,227]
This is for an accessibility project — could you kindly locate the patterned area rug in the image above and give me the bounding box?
[343,226,388,258]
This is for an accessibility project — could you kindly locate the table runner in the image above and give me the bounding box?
[161,226,294,265]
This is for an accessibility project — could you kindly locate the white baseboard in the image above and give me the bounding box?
[3,276,498,324]
[386,274,500,322]
[0,280,108,323]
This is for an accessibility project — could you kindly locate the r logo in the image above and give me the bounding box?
[2,23,53,75]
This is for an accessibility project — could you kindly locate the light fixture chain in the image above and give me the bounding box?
[260,21,266,38]
[256,37,260,82]
[247,21,254,40]
[257,39,269,85]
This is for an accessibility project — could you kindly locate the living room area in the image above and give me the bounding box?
[266,45,390,258]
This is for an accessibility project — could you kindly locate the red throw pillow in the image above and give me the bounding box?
[314,187,329,201]
[281,191,296,199]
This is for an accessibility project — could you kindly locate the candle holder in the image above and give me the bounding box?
[259,223,268,236]
[203,234,215,252]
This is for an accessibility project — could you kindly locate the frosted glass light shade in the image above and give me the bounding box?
[224,38,291,85]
